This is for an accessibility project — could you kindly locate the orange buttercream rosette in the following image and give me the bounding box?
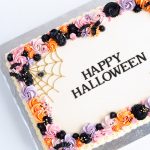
[76,139,84,148]
[24,44,35,58]
[135,0,150,12]
[46,39,58,52]
[28,98,48,123]
[112,110,134,131]
[28,98,39,108]
[59,25,68,33]
[44,136,53,148]
[117,110,134,126]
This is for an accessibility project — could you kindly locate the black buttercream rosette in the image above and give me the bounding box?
[103,2,121,17]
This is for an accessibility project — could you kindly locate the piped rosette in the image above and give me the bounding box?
[135,0,150,12]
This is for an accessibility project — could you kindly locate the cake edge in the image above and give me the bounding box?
[4,0,150,149]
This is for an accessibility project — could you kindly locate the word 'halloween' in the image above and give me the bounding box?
[71,52,147,99]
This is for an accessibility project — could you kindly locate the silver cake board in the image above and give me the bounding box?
[0,0,150,150]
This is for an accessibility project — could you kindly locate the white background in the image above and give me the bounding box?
[0,0,150,149]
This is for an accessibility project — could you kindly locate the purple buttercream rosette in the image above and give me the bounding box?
[28,58,34,66]
[64,134,76,150]
[145,97,150,109]
[119,0,136,10]
[82,123,96,136]
[21,85,37,101]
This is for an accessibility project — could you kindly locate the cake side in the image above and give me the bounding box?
[5,0,150,150]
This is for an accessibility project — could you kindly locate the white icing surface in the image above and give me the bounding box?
[32,11,150,133]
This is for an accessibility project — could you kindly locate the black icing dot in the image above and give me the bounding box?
[110,112,117,119]
[37,123,46,135]
[72,133,79,140]
[41,34,50,42]
[103,2,121,17]
[80,132,92,144]
[95,123,103,130]
[24,78,33,86]
[38,72,44,77]
[99,25,105,32]
[43,116,52,125]
[55,34,67,46]
[37,123,45,129]
[76,31,81,37]
[56,130,66,139]
[49,29,59,38]
[7,53,13,62]
[68,24,78,34]
[131,104,149,120]
[133,5,142,13]
[50,30,67,46]
[33,54,41,61]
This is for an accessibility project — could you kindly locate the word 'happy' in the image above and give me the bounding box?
[71,52,147,99]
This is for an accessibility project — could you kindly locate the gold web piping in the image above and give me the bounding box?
[29,51,64,102]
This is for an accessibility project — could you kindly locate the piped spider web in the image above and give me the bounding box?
[30,51,64,102]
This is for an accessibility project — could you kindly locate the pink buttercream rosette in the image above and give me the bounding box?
[92,116,114,142]
[46,124,60,139]
[74,8,105,29]
[10,45,27,72]
[30,38,48,54]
